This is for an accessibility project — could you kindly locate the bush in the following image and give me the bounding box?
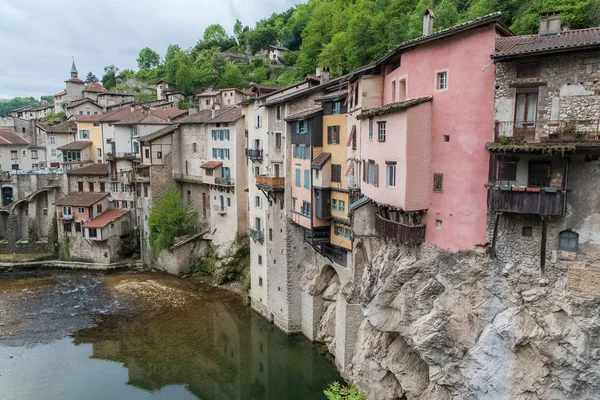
[324,382,366,400]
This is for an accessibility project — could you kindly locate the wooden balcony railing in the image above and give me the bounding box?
[488,188,566,216]
[375,214,426,245]
[494,119,600,144]
[255,175,285,190]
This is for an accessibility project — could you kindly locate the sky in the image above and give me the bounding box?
[0,0,300,99]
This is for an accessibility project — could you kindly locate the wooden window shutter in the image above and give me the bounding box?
[374,163,379,187]
[433,173,444,193]
[327,126,332,143]
[324,102,332,115]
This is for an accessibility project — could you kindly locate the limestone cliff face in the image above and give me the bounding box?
[346,238,600,400]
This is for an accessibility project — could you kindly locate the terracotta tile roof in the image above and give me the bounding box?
[494,27,600,59]
[207,107,243,124]
[67,163,109,176]
[66,98,101,109]
[99,91,134,96]
[285,107,323,121]
[73,113,107,122]
[84,208,129,229]
[56,192,108,207]
[195,91,220,97]
[64,77,85,84]
[0,128,29,145]
[83,82,107,93]
[201,161,223,169]
[42,120,77,133]
[356,96,432,120]
[139,124,179,143]
[315,89,348,102]
[176,109,214,124]
[57,141,93,151]
[54,90,67,97]
[250,83,283,91]
[112,107,187,125]
[311,152,331,169]
[262,76,346,107]
[151,108,188,120]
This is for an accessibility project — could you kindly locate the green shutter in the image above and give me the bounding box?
[296,169,301,187]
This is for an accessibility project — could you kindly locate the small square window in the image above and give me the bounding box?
[522,226,533,237]
[258,255,263,265]
[433,173,444,193]
[436,220,442,229]
[443,135,450,142]
[259,277,263,287]
[437,71,448,90]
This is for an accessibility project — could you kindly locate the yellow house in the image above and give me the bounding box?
[75,115,105,163]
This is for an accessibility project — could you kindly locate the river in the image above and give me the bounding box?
[0,270,341,400]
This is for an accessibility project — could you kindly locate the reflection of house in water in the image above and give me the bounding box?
[73,284,339,399]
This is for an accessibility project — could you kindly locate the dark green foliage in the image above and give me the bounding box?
[101,65,119,89]
[63,233,71,261]
[85,72,99,83]
[0,97,40,117]
[324,382,366,400]
[148,188,198,260]
[137,47,161,70]
[44,111,66,125]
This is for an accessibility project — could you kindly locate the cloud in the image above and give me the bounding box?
[0,0,300,99]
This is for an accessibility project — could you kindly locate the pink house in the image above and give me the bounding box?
[354,11,512,250]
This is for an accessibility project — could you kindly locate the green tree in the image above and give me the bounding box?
[198,23,233,50]
[85,72,99,83]
[40,95,54,104]
[252,66,269,83]
[165,44,183,62]
[234,19,244,44]
[101,65,119,89]
[220,63,247,88]
[148,188,198,260]
[137,47,161,70]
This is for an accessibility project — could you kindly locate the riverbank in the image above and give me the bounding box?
[0,258,144,272]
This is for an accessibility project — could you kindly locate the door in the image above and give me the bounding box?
[514,91,538,140]
[2,187,13,206]
[221,167,231,183]
[274,163,280,178]
[528,161,551,187]
[219,195,224,211]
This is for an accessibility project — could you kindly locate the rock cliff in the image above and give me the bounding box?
[346,238,600,400]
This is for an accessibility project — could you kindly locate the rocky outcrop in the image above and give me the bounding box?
[346,238,600,400]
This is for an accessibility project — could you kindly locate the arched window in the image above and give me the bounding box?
[559,230,579,252]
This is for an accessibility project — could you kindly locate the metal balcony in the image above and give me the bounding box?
[246,148,263,161]
[248,228,265,243]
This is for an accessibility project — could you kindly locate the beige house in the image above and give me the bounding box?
[37,120,77,169]
[66,98,103,117]
[0,127,35,172]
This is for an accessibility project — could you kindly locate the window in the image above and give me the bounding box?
[433,173,444,193]
[517,62,540,78]
[339,200,345,212]
[97,204,102,213]
[75,222,82,233]
[559,230,578,252]
[11,164,18,170]
[205,100,210,105]
[275,132,282,148]
[367,161,378,187]
[522,227,533,237]
[78,182,84,192]
[88,182,94,192]
[144,148,150,159]
[315,169,319,179]
[497,160,517,181]
[78,111,84,115]
[133,142,140,154]
[292,197,297,211]
[269,229,273,241]
[31,150,38,159]
[10,150,17,160]
[63,222,72,232]
[22,150,26,156]
[32,163,39,170]
[528,160,551,187]
[369,119,374,141]
[255,115,262,128]
[327,125,340,144]
[331,164,342,183]
[304,170,310,189]
[391,80,396,101]
[276,105,282,120]
[295,169,301,187]
[398,79,407,101]
[88,228,97,238]
[332,199,338,211]
[436,219,442,229]
[157,151,162,159]
[332,102,341,115]
[377,122,386,142]
[227,197,231,207]
[75,207,84,214]
[386,162,396,187]
[97,148,102,159]
[51,149,56,157]
[193,143,197,153]
[79,129,90,139]
[144,185,148,198]
[259,277,263,287]
[62,206,72,216]
[437,71,448,90]
[515,90,538,125]
[131,127,139,137]
[111,183,119,193]
[255,196,261,207]
[301,201,311,217]
[93,122,100,127]
[100,182,105,192]
[443,135,450,142]
[297,120,308,134]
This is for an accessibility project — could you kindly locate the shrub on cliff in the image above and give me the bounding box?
[324,382,365,400]
[148,188,197,260]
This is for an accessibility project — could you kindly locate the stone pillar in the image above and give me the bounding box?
[335,296,363,374]
[301,289,325,341]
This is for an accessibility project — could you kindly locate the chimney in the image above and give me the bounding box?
[539,10,562,36]
[188,108,198,116]
[320,67,330,84]
[423,9,434,36]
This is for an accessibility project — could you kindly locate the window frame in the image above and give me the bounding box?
[436,70,448,91]
[377,121,386,142]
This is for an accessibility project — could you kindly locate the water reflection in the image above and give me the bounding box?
[0,272,339,400]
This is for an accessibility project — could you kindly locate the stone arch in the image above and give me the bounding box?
[316,264,340,355]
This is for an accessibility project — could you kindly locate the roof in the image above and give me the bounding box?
[357,12,509,72]
[41,120,77,133]
[350,196,371,211]
[57,141,93,151]
[494,27,600,59]
[71,61,78,74]
[195,91,220,97]
[250,83,283,91]
[285,107,323,122]
[176,109,214,124]
[0,128,29,146]
[64,77,85,84]
[315,89,348,102]
[138,124,179,143]
[84,208,129,229]
[99,91,134,97]
[83,82,107,93]
[111,107,188,125]
[66,163,109,176]
[207,107,243,124]
[54,90,67,97]
[356,96,432,120]
[485,143,577,154]
[56,192,108,207]
[73,113,107,122]
[201,161,223,169]
[311,152,331,169]
[262,76,346,107]
[66,98,101,109]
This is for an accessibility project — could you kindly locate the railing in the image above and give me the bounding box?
[494,120,600,144]
[61,214,73,220]
[248,228,265,242]
[255,175,285,189]
[215,177,234,186]
[245,149,263,160]
[213,205,227,214]
[375,214,426,245]
[488,187,566,216]
[322,244,347,267]
[106,152,141,160]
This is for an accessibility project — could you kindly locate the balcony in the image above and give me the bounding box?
[106,152,141,161]
[488,187,566,216]
[255,175,285,191]
[375,214,426,245]
[246,149,263,161]
[61,214,73,220]
[215,177,234,186]
[248,228,265,243]
[304,226,330,244]
[494,119,600,144]
[173,173,203,184]
[213,205,227,215]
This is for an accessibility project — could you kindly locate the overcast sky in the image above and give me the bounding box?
[0,0,300,99]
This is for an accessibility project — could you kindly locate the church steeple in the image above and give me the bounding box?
[70,57,78,78]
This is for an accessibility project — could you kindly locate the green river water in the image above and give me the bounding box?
[0,270,341,400]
